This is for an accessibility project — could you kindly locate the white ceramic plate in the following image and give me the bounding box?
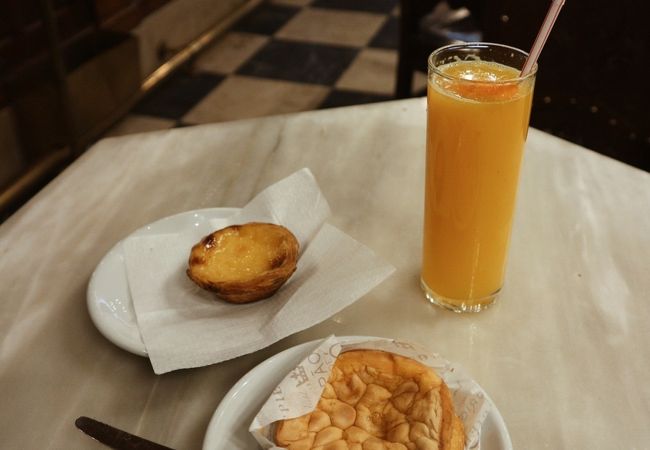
[203,337,513,450]
[86,208,239,356]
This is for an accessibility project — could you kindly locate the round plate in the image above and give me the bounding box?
[203,337,513,450]
[86,208,239,356]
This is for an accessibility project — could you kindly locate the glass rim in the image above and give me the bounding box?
[428,42,538,84]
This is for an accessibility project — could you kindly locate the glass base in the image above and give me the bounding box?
[420,278,499,313]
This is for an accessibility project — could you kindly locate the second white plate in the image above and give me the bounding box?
[203,336,513,450]
[86,207,239,356]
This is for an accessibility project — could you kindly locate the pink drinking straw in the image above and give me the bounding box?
[520,0,566,76]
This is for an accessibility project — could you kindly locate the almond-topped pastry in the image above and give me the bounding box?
[275,350,465,450]
[186,222,299,303]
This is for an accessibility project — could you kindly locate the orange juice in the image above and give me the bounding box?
[422,46,535,312]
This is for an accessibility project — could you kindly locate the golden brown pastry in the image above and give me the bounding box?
[186,222,299,303]
[275,350,465,450]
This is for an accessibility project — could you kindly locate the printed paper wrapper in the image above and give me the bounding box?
[250,336,491,450]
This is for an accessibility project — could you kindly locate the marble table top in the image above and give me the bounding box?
[1,98,649,449]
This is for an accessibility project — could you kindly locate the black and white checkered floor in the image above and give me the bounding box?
[106,0,427,137]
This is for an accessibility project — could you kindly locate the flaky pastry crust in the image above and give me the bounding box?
[186,222,298,303]
[275,350,465,450]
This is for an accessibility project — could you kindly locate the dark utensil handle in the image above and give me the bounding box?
[75,416,176,450]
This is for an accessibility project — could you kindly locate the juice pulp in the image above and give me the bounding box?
[422,59,534,307]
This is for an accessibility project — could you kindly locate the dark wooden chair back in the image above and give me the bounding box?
[480,0,649,170]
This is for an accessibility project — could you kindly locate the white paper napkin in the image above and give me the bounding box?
[122,169,395,374]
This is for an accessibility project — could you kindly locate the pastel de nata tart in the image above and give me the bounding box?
[275,350,465,450]
[186,222,299,304]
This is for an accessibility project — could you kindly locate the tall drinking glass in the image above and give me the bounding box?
[422,42,537,312]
